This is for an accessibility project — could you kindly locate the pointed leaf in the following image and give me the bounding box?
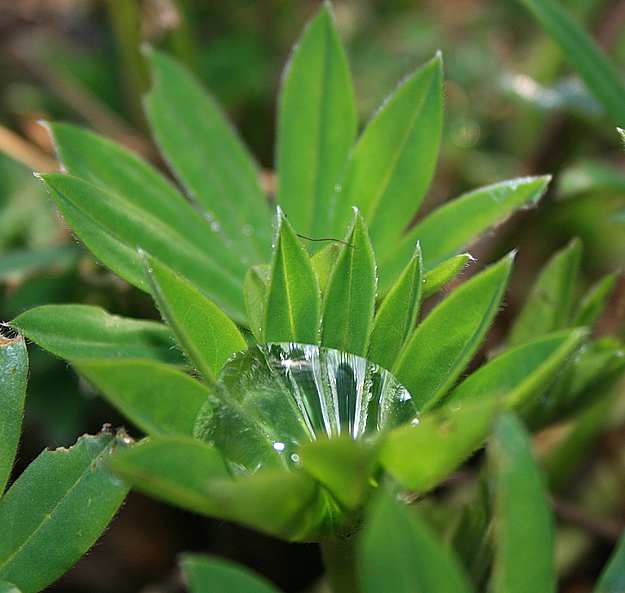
[422,253,473,299]
[321,211,376,356]
[310,242,341,294]
[331,55,443,264]
[509,238,581,345]
[181,554,282,593]
[573,271,617,328]
[10,304,184,365]
[146,257,246,384]
[0,336,27,495]
[394,254,514,411]
[145,49,272,263]
[488,414,555,593]
[275,3,356,237]
[40,173,247,323]
[72,359,210,437]
[244,265,270,343]
[263,210,321,344]
[359,488,476,593]
[368,246,423,370]
[0,430,130,593]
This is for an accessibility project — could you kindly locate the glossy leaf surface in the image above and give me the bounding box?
[275,4,356,237]
[331,55,443,264]
[181,554,282,593]
[0,336,27,495]
[146,257,246,384]
[11,304,184,365]
[73,359,210,437]
[394,254,513,411]
[359,488,476,593]
[0,431,130,593]
[263,211,321,344]
[321,212,376,356]
[145,50,271,264]
[488,414,555,593]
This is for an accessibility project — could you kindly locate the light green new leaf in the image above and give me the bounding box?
[146,257,246,384]
[0,430,130,593]
[275,3,356,238]
[331,54,443,263]
[573,271,617,328]
[0,336,27,495]
[10,304,185,366]
[263,210,321,344]
[516,0,625,126]
[447,328,588,411]
[381,176,549,289]
[380,400,499,495]
[321,211,376,356]
[394,254,514,411]
[244,265,269,342]
[593,526,625,593]
[72,359,210,437]
[368,246,423,371]
[310,242,341,294]
[145,49,272,263]
[509,238,581,345]
[0,582,21,593]
[40,173,247,323]
[181,554,283,593]
[488,413,555,593]
[422,253,473,299]
[359,488,476,593]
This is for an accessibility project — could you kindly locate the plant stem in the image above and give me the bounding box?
[320,536,362,593]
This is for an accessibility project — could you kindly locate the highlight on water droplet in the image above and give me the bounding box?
[204,211,215,221]
[410,416,420,426]
[211,221,221,232]
[272,441,286,452]
[242,224,254,236]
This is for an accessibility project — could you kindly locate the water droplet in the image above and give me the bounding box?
[334,184,342,192]
[411,417,420,426]
[211,221,221,232]
[448,401,462,412]
[239,255,249,264]
[242,224,254,236]
[272,441,286,452]
[290,453,300,463]
[204,211,215,221]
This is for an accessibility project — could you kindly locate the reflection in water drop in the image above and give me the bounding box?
[210,221,221,232]
[273,441,286,452]
[242,224,254,236]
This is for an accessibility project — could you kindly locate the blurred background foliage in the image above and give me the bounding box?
[2,1,625,592]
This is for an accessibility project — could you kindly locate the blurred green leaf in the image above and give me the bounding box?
[40,173,247,322]
[0,430,130,593]
[331,55,443,264]
[0,246,80,283]
[488,414,555,593]
[72,359,210,437]
[321,211,376,356]
[368,246,423,371]
[394,254,514,411]
[144,49,272,264]
[359,488,476,593]
[573,271,618,328]
[516,0,625,125]
[263,210,321,344]
[422,253,473,299]
[0,582,21,593]
[275,3,356,238]
[146,257,246,384]
[181,554,283,593]
[11,304,185,365]
[0,336,27,495]
[592,519,625,593]
[380,400,499,495]
[509,239,581,345]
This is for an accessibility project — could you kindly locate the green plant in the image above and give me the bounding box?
[3,4,625,592]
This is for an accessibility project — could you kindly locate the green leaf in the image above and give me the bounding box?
[72,359,210,437]
[0,430,130,593]
[331,54,443,264]
[368,246,423,371]
[394,254,514,411]
[381,176,549,289]
[310,242,341,294]
[0,582,21,593]
[321,211,376,356]
[181,554,283,593]
[593,524,625,593]
[275,3,356,238]
[446,328,588,411]
[573,271,618,328]
[0,245,80,283]
[40,173,247,323]
[263,210,321,344]
[516,0,625,125]
[0,336,27,495]
[244,265,269,343]
[145,49,272,264]
[379,400,499,495]
[10,304,185,365]
[146,257,247,384]
[509,238,581,345]
[422,253,473,299]
[359,488,476,593]
[488,414,555,593]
